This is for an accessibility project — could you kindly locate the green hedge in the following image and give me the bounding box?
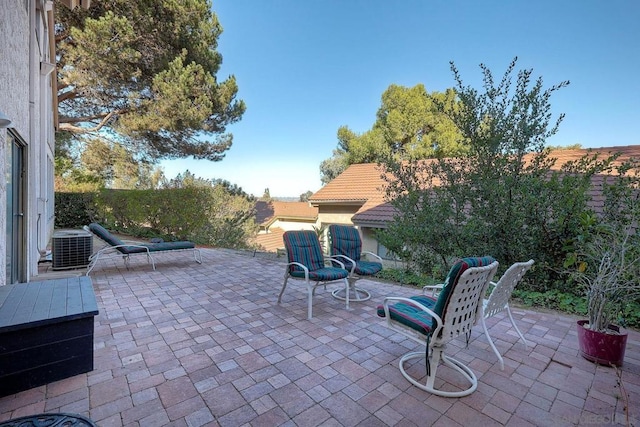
[55,187,257,248]
[54,192,97,228]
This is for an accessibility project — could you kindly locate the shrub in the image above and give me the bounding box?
[55,186,258,249]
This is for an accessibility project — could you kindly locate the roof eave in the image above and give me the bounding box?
[351,218,389,228]
[308,199,367,207]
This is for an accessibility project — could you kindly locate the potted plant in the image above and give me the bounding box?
[566,162,640,366]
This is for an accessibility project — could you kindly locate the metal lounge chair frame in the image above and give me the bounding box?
[279,230,350,319]
[84,223,202,275]
[328,224,383,302]
[378,257,499,397]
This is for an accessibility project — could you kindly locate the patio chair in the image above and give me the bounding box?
[84,223,202,274]
[377,256,498,397]
[328,224,383,302]
[279,230,350,319]
[424,259,534,370]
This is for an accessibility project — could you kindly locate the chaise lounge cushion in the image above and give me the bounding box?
[88,223,194,254]
[145,241,195,252]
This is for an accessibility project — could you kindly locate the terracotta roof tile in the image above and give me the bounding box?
[310,163,388,204]
[312,145,640,226]
[253,228,286,252]
[255,201,318,226]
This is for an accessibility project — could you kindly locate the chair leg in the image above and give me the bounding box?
[278,274,316,319]
[147,253,156,270]
[482,316,505,370]
[306,281,315,319]
[193,248,202,264]
[85,253,99,275]
[399,345,478,397]
[343,278,349,310]
[278,274,289,304]
[505,305,528,349]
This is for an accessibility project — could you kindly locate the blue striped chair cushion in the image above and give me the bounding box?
[378,256,496,333]
[376,295,437,336]
[354,261,383,275]
[329,225,362,267]
[283,230,326,274]
[290,266,349,281]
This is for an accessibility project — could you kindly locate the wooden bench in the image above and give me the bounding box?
[0,277,99,397]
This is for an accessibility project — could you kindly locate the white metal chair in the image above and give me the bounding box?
[377,257,499,397]
[479,259,534,369]
[328,224,383,302]
[279,230,350,319]
[425,259,534,370]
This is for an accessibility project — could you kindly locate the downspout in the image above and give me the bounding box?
[47,3,58,129]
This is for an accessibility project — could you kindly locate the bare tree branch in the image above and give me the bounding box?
[58,110,123,133]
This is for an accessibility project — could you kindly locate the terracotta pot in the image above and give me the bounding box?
[576,320,628,367]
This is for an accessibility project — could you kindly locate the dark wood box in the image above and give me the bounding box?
[0,277,99,397]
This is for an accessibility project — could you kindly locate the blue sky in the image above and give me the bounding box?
[161,0,640,197]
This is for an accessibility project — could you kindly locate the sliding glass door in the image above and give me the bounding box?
[5,131,26,284]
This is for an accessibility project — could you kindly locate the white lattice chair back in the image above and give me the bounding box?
[378,257,499,397]
[481,259,534,370]
[483,259,535,318]
[435,262,499,346]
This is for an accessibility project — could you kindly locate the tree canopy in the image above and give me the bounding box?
[320,84,465,184]
[55,0,245,162]
[378,57,593,289]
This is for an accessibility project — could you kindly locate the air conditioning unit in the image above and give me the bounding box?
[52,230,93,270]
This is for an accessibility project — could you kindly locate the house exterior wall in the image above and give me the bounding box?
[360,228,379,255]
[0,0,56,285]
[315,205,361,229]
[265,218,316,233]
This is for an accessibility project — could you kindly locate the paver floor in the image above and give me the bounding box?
[1,248,638,426]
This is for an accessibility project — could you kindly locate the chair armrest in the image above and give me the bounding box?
[422,283,444,297]
[381,296,444,336]
[362,251,383,263]
[327,255,351,272]
[286,262,310,280]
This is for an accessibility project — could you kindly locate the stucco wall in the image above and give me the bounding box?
[0,2,30,134]
[267,218,316,232]
[1,0,56,284]
[0,1,31,285]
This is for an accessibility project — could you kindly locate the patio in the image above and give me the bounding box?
[1,248,638,426]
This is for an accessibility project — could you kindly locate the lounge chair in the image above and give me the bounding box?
[84,223,202,274]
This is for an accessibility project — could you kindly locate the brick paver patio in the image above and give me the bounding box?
[1,248,638,426]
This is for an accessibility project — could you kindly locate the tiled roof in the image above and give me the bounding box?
[543,145,640,169]
[311,146,640,226]
[255,201,318,227]
[254,227,286,252]
[309,163,392,225]
[310,163,388,204]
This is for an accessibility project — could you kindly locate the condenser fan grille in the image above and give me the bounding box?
[52,230,93,270]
